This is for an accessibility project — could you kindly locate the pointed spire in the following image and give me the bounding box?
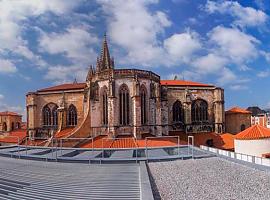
[101,33,111,69]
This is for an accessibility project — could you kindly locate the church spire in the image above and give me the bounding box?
[97,33,114,71]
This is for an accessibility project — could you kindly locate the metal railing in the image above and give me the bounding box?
[0,135,196,163]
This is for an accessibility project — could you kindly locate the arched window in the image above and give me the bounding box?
[16,122,20,129]
[119,84,130,125]
[52,106,58,126]
[191,99,208,123]
[173,100,184,122]
[11,122,14,131]
[241,124,246,131]
[91,81,99,101]
[2,122,7,131]
[43,105,51,126]
[140,86,147,125]
[67,104,77,126]
[102,87,108,125]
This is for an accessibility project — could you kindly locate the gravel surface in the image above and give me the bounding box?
[148,157,270,200]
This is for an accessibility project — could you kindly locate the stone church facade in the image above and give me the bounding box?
[26,36,225,139]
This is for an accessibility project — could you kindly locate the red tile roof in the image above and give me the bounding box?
[171,132,235,150]
[226,107,251,114]
[0,111,22,116]
[37,83,86,92]
[235,125,270,140]
[160,80,213,87]
[0,130,27,144]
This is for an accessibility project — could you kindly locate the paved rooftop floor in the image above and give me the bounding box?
[148,157,270,200]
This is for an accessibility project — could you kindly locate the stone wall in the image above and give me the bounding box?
[225,113,251,134]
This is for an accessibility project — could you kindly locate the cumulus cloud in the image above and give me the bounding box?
[44,65,88,84]
[0,94,24,118]
[164,31,201,63]
[205,0,268,28]
[0,59,17,74]
[0,0,81,67]
[97,0,171,66]
[208,26,260,64]
[39,27,98,65]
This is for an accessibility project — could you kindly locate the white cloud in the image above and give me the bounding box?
[191,53,227,74]
[98,0,171,66]
[0,94,24,119]
[205,0,268,28]
[44,65,88,84]
[39,27,98,65]
[0,59,17,74]
[0,0,81,67]
[164,31,201,63]
[257,69,270,78]
[208,26,260,64]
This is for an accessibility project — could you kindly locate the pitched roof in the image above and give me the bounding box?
[0,111,22,116]
[160,80,213,87]
[235,125,270,140]
[37,83,86,92]
[226,107,251,114]
[0,130,27,143]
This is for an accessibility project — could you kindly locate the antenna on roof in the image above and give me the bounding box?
[73,78,77,84]
[174,75,178,80]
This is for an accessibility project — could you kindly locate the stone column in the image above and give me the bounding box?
[214,88,225,133]
[132,77,141,138]
[26,93,37,139]
[108,78,117,137]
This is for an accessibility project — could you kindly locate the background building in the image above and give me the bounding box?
[26,36,225,140]
[235,124,270,157]
[0,111,22,132]
[225,107,251,134]
[247,106,270,128]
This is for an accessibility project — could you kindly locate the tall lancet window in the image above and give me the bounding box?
[43,105,51,127]
[52,106,58,126]
[102,87,108,126]
[119,84,130,125]
[67,104,77,126]
[173,100,184,123]
[140,86,147,125]
[191,99,208,123]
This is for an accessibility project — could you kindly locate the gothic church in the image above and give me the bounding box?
[26,36,225,139]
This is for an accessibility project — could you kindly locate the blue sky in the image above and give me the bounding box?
[0,0,270,118]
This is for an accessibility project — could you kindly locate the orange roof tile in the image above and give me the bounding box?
[226,107,251,114]
[0,129,27,143]
[37,83,86,92]
[235,125,270,140]
[171,132,234,150]
[160,80,213,87]
[0,111,22,116]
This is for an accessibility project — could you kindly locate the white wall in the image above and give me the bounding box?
[235,138,270,157]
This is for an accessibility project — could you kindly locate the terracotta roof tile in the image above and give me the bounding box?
[0,111,22,116]
[0,130,27,143]
[171,132,235,150]
[160,80,213,87]
[235,124,270,140]
[37,83,86,92]
[226,107,251,114]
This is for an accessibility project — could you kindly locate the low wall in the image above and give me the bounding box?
[200,145,270,167]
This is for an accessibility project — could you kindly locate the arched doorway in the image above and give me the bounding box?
[2,122,7,131]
